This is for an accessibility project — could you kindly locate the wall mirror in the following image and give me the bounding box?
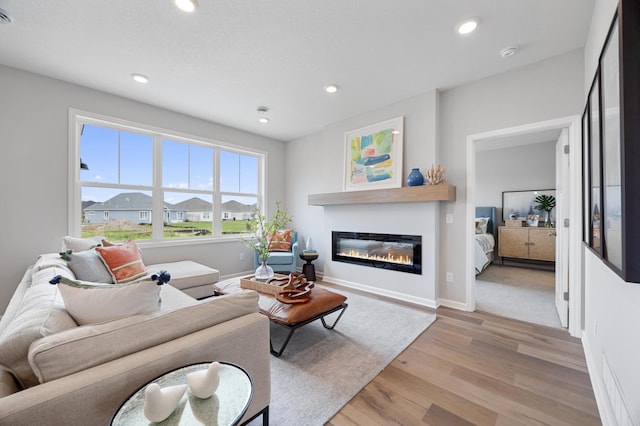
[502,189,556,224]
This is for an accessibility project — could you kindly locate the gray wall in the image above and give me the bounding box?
[582,0,640,423]
[437,49,584,304]
[286,91,442,306]
[476,141,556,216]
[0,64,286,311]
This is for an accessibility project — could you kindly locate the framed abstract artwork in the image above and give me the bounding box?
[343,116,403,192]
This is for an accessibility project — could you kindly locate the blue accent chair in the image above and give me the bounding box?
[253,231,299,273]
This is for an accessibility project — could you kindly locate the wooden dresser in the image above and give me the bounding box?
[498,226,556,262]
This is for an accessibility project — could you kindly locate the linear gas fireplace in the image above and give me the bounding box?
[332,231,422,274]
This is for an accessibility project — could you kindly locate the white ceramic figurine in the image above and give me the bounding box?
[186,361,221,399]
[143,382,188,423]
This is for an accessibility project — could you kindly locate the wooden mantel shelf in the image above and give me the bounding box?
[308,183,456,206]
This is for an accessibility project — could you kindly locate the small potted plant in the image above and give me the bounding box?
[242,201,292,280]
[534,194,556,228]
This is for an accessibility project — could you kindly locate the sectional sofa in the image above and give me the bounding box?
[0,247,270,425]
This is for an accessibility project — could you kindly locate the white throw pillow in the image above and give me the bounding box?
[49,272,170,325]
[475,217,490,234]
[61,235,105,252]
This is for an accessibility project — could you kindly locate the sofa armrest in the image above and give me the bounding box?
[0,312,270,425]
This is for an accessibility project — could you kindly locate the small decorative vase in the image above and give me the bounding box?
[255,261,274,281]
[545,212,552,227]
[406,168,424,186]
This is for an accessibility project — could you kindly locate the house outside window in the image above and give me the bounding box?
[71,110,263,242]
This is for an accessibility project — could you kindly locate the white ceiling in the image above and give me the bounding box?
[0,0,594,141]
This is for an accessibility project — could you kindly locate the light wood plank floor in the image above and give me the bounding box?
[327,307,600,425]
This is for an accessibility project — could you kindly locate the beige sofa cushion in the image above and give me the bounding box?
[29,289,259,383]
[0,284,77,388]
[147,260,219,295]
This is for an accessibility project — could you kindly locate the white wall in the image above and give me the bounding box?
[476,141,556,216]
[582,0,640,423]
[286,91,442,306]
[437,50,584,304]
[0,64,286,311]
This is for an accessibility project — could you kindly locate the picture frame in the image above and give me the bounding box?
[343,116,403,192]
[581,0,640,283]
[526,214,539,227]
[600,16,622,269]
[589,76,602,253]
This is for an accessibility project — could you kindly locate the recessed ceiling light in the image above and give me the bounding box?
[324,84,339,94]
[457,18,479,35]
[259,117,270,124]
[131,73,149,84]
[175,0,198,12]
[500,47,517,59]
[256,106,269,114]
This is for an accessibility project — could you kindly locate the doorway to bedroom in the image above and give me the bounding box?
[474,138,561,327]
[466,117,579,331]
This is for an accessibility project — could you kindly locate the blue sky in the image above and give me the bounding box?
[80,124,258,205]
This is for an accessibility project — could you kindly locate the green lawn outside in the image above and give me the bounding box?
[81,220,252,241]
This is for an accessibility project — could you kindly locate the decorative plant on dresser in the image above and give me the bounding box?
[534,194,556,227]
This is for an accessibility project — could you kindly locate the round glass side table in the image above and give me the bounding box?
[111,362,252,426]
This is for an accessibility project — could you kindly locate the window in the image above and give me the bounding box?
[71,111,263,242]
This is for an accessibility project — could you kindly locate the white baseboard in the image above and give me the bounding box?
[438,298,469,311]
[581,333,616,426]
[321,275,438,309]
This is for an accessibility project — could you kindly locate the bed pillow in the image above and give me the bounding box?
[48,272,170,325]
[268,229,294,252]
[475,217,490,234]
[95,240,147,283]
[67,250,114,283]
[61,236,105,252]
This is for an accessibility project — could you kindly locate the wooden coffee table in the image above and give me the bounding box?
[214,278,348,357]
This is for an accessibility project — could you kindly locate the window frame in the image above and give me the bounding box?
[68,109,265,245]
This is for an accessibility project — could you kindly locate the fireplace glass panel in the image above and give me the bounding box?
[332,231,422,274]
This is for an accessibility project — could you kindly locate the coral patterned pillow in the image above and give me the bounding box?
[268,229,293,252]
[95,240,147,283]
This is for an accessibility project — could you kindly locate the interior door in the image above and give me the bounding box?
[555,129,569,327]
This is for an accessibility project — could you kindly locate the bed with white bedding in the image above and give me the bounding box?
[475,207,497,275]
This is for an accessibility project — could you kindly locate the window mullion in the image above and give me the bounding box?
[213,148,222,237]
[152,135,164,240]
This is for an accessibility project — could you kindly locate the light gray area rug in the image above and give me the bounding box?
[246,286,436,426]
[476,265,561,328]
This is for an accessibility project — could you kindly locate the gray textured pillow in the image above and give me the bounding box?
[67,250,114,283]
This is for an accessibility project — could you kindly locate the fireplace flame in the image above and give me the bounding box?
[337,249,413,265]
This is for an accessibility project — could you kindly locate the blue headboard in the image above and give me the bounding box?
[475,206,497,240]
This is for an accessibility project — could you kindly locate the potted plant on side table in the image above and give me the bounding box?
[242,201,292,280]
